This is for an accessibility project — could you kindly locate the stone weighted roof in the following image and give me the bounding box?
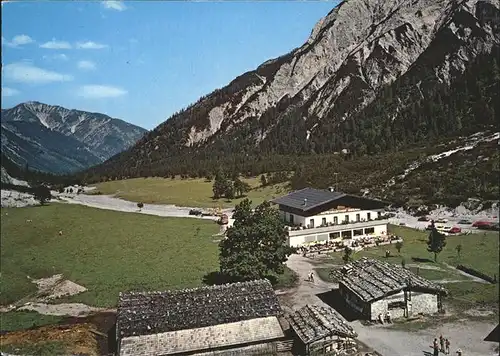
[286,304,357,345]
[117,279,282,338]
[335,258,448,303]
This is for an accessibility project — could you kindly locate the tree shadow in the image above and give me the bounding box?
[422,351,433,356]
[202,271,234,285]
[316,289,363,322]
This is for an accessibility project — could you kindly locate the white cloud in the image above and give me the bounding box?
[102,1,127,11]
[3,62,73,84]
[3,34,35,48]
[76,41,108,49]
[43,53,69,61]
[2,87,20,97]
[40,39,72,49]
[77,85,127,99]
[77,60,96,70]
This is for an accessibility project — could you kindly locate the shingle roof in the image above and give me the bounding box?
[117,279,282,338]
[286,304,357,345]
[334,258,448,303]
[271,188,346,211]
[119,316,285,356]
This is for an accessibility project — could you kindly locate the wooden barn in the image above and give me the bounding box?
[334,258,448,321]
[116,279,290,356]
[286,304,358,355]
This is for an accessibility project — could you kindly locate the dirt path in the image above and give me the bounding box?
[279,254,337,313]
[57,193,231,220]
[18,302,115,317]
[283,254,498,356]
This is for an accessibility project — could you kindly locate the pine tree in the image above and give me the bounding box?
[426,221,447,262]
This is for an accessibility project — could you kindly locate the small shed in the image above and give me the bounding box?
[286,304,358,355]
[116,279,287,355]
[335,258,448,321]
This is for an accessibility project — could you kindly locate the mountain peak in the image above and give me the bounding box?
[1,101,147,174]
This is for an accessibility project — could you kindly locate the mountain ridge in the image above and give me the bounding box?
[1,101,147,174]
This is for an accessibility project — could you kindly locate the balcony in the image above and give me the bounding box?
[284,218,389,237]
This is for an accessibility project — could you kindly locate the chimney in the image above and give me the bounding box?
[328,186,334,192]
[303,198,307,206]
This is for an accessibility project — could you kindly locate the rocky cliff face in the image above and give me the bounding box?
[89,0,499,178]
[1,102,147,174]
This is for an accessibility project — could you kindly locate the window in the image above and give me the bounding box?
[367,212,371,220]
[309,219,315,228]
[322,217,327,226]
[341,231,352,239]
[333,216,338,224]
[289,214,294,224]
[356,214,360,222]
[353,229,364,236]
[388,301,406,310]
[364,227,375,234]
[329,232,341,240]
[344,215,349,223]
[377,211,382,218]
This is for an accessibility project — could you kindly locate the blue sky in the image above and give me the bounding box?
[1,0,338,130]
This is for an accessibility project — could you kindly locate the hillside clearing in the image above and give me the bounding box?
[91,177,288,208]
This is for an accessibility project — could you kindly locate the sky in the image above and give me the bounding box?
[1,0,338,130]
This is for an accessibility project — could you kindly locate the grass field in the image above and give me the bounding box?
[92,177,288,208]
[0,203,221,307]
[327,225,499,313]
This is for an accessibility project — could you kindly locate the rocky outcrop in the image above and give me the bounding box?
[88,0,499,178]
[1,101,147,173]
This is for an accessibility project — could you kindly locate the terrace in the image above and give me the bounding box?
[284,216,390,236]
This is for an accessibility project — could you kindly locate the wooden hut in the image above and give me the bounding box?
[286,304,358,355]
[333,258,448,321]
[116,279,290,355]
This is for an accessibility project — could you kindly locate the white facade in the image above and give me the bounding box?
[279,208,387,247]
[280,208,383,228]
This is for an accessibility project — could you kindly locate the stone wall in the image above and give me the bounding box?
[369,291,438,320]
[409,292,438,316]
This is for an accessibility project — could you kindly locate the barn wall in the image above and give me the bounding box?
[194,341,279,355]
[369,291,439,320]
[410,292,438,316]
[370,291,406,321]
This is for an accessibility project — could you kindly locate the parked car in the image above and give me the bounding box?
[448,227,462,234]
[457,219,472,224]
[435,218,448,223]
[417,216,430,222]
[472,221,493,228]
[189,209,203,216]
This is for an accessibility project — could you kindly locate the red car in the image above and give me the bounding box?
[472,221,493,228]
[448,227,461,234]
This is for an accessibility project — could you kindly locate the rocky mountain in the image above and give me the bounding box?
[86,0,499,183]
[1,102,147,174]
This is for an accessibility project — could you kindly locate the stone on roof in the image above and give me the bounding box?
[286,304,357,345]
[119,315,285,356]
[271,188,346,211]
[117,279,281,338]
[335,258,448,303]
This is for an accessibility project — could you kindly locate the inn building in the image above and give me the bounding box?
[271,187,389,247]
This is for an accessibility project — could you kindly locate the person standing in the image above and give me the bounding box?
[445,338,450,354]
[433,338,439,356]
[456,348,462,356]
[439,335,445,352]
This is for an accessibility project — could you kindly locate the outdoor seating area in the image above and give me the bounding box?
[296,234,403,257]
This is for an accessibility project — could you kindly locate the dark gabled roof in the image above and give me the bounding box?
[117,279,281,338]
[335,258,448,303]
[271,188,346,212]
[484,324,499,342]
[286,304,357,345]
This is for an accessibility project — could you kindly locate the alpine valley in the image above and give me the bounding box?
[82,0,499,208]
[1,101,147,174]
